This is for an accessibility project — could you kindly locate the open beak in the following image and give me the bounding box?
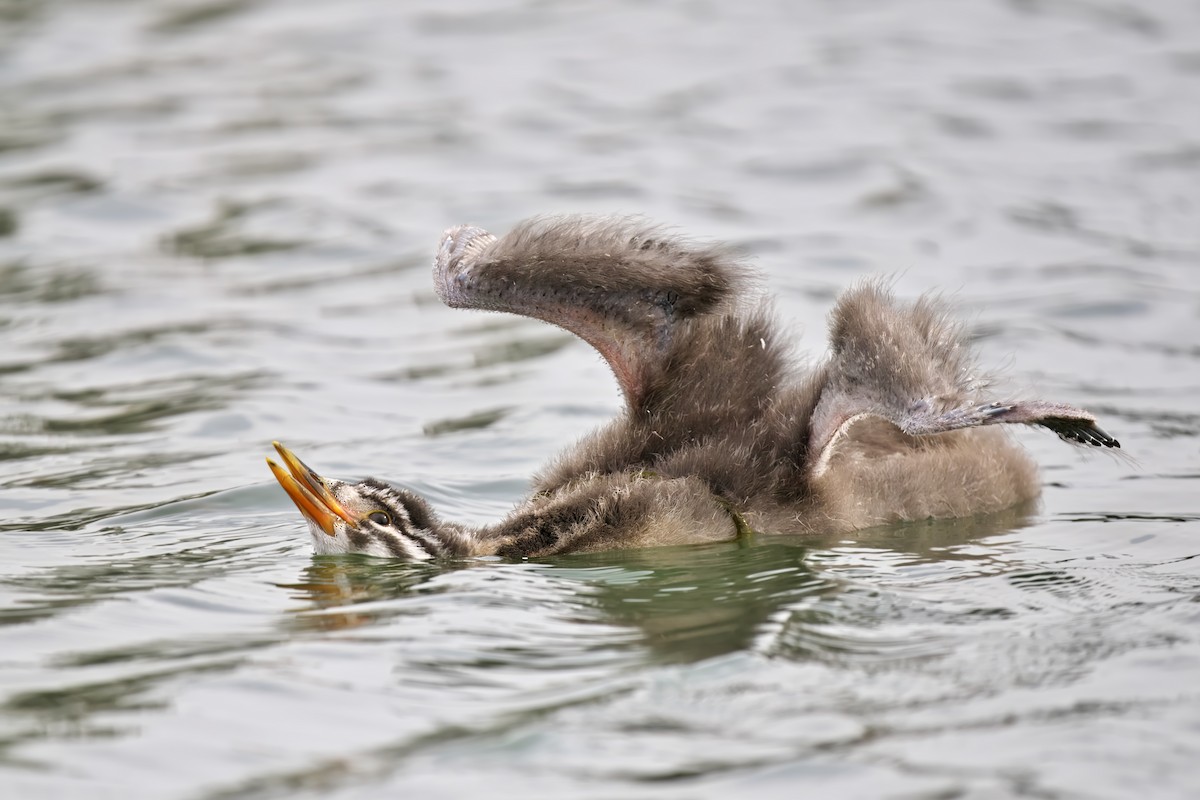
[267,442,356,536]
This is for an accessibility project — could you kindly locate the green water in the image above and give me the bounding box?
[2,1,1199,797]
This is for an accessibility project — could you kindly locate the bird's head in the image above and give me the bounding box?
[267,442,447,560]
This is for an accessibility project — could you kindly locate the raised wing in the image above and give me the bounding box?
[433,216,750,410]
[809,282,1118,473]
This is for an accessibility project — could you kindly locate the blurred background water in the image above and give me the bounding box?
[1,0,1199,797]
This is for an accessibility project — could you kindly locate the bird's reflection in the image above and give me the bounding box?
[802,500,1039,559]
[277,503,1036,659]
[548,540,829,663]
[275,556,445,633]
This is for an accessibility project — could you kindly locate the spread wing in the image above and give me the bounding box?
[433,216,751,410]
[809,283,1118,473]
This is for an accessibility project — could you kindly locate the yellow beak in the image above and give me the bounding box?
[266,442,355,537]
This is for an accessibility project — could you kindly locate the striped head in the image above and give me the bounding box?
[267,442,452,560]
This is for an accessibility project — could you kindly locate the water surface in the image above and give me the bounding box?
[2,1,1199,798]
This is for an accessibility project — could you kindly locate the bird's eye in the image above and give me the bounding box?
[367,511,391,527]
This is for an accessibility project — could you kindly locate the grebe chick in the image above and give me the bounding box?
[268,216,1118,560]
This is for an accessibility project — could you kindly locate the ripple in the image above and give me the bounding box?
[1,371,264,439]
[375,331,574,383]
[1007,201,1194,258]
[147,0,262,35]
[422,407,512,437]
[0,260,103,304]
[0,167,103,198]
[1131,144,1200,171]
[163,200,310,259]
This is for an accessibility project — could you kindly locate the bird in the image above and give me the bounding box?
[267,215,1119,561]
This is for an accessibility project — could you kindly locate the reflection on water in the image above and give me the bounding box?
[561,542,829,664]
[278,557,442,633]
[277,505,1038,666]
[1,0,1199,797]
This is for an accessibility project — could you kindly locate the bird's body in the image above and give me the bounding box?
[268,216,1118,560]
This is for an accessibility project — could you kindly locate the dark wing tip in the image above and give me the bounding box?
[1042,417,1121,449]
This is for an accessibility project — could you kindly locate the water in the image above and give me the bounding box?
[2,0,1199,797]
